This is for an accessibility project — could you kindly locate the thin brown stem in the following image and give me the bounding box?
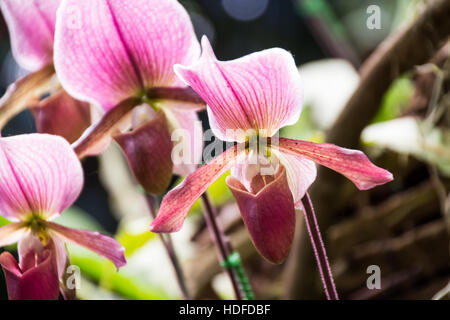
[301,192,339,300]
[200,193,243,300]
[146,194,191,300]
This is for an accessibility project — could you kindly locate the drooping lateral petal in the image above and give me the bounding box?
[0,249,59,300]
[227,167,296,264]
[150,144,246,233]
[46,222,126,269]
[175,37,303,142]
[0,0,60,71]
[0,134,83,220]
[0,223,27,247]
[0,65,55,130]
[114,110,174,195]
[150,86,206,112]
[278,138,394,190]
[162,107,203,176]
[271,150,317,208]
[54,0,200,110]
[32,89,91,144]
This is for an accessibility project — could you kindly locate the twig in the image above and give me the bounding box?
[200,193,243,300]
[146,194,191,300]
[287,0,450,299]
[301,192,339,300]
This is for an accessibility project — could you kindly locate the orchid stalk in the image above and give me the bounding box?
[150,37,394,299]
[0,134,126,300]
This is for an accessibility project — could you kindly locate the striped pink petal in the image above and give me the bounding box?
[0,134,83,220]
[54,0,200,110]
[0,223,27,247]
[175,37,303,142]
[46,221,126,269]
[278,138,393,190]
[0,0,60,71]
[150,144,246,233]
[272,150,317,208]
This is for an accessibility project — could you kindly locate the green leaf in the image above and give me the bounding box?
[280,104,324,143]
[68,244,171,300]
[0,215,10,228]
[116,224,155,257]
[373,77,414,123]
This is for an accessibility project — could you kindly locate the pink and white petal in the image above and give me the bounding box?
[227,167,296,264]
[278,138,394,190]
[175,37,303,142]
[150,144,246,233]
[104,0,200,89]
[1,0,60,71]
[0,223,27,247]
[162,107,203,176]
[46,222,126,269]
[17,233,45,272]
[51,234,69,279]
[54,0,199,110]
[272,150,317,208]
[0,134,83,219]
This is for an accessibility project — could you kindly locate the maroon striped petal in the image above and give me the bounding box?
[278,138,393,190]
[46,222,126,270]
[150,144,245,233]
[0,223,27,247]
[227,167,296,264]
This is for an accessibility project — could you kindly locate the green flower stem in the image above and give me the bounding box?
[221,251,254,300]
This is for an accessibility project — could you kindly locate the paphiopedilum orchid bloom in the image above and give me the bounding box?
[150,37,394,264]
[0,0,91,143]
[54,0,205,194]
[0,134,126,300]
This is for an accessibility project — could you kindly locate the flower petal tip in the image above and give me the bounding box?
[149,220,182,234]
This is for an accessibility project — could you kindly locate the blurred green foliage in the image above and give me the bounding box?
[373,77,414,123]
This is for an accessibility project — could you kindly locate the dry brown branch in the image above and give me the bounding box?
[286,0,450,299]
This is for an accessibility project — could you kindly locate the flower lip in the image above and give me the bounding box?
[226,166,296,264]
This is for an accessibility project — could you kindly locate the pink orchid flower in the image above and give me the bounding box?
[1,0,59,71]
[0,134,126,300]
[0,0,91,143]
[150,37,393,264]
[53,0,204,194]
